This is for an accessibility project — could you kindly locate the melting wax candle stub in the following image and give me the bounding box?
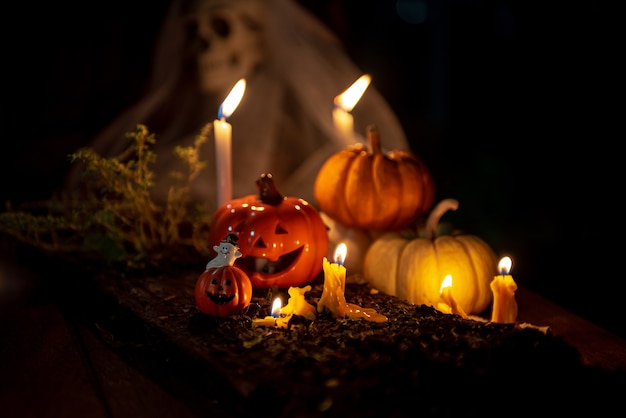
[281,286,317,320]
[253,289,317,328]
[490,257,518,324]
[319,251,387,323]
[438,275,468,319]
[318,256,347,318]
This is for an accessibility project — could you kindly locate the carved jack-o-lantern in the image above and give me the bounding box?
[208,173,329,288]
[195,234,253,317]
[195,265,253,317]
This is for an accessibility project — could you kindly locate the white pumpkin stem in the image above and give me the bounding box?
[366,125,382,155]
[425,199,459,239]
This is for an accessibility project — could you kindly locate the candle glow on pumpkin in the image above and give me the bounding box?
[214,78,246,207]
[490,256,518,324]
[438,275,469,319]
[333,74,371,144]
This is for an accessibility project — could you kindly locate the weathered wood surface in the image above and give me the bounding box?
[1,253,626,417]
[516,286,626,371]
[0,300,203,418]
[0,254,228,418]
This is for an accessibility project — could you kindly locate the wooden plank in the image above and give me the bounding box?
[76,272,243,416]
[516,286,626,371]
[0,250,235,418]
[74,322,199,418]
[86,271,626,417]
[3,251,626,416]
[0,301,108,418]
[93,270,626,373]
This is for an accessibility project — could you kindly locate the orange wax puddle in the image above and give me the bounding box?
[320,280,388,323]
[344,303,388,323]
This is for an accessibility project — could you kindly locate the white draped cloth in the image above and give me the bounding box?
[65,0,409,213]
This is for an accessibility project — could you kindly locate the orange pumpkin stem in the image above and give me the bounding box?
[256,173,284,206]
[366,125,382,155]
[425,198,459,239]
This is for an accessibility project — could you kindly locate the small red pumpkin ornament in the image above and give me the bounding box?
[208,173,329,289]
[195,234,253,317]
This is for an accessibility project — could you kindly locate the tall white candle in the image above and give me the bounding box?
[214,79,246,207]
[333,74,371,145]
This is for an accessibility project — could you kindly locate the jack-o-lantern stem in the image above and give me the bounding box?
[366,125,382,155]
[425,198,459,239]
[256,173,284,206]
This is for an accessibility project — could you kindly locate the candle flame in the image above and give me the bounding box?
[218,78,246,119]
[335,74,371,111]
[271,297,282,317]
[498,256,513,275]
[439,274,453,294]
[334,243,347,265]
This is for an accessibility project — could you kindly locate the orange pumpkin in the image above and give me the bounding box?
[363,199,497,315]
[314,125,435,230]
[208,173,329,289]
[195,265,252,317]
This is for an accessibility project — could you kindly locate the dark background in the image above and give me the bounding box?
[1,1,623,338]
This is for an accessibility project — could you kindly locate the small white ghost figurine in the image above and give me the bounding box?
[205,233,242,269]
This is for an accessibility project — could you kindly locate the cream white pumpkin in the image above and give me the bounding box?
[363,199,497,315]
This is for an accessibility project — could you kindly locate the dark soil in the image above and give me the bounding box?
[52,265,624,418]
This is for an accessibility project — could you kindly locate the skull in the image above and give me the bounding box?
[191,0,265,94]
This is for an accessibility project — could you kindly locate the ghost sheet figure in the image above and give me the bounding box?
[64,0,410,212]
[206,233,242,269]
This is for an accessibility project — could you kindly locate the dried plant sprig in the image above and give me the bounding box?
[0,124,212,270]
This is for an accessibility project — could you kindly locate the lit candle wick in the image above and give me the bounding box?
[270,297,282,318]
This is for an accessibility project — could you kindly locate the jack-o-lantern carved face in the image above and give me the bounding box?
[195,265,252,317]
[208,173,329,288]
[206,273,236,303]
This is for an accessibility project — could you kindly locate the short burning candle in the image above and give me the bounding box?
[252,286,318,328]
[252,297,283,328]
[280,285,317,321]
[318,243,348,318]
[439,275,469,319]
[490,256,518,324]
[318,243,387,322]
